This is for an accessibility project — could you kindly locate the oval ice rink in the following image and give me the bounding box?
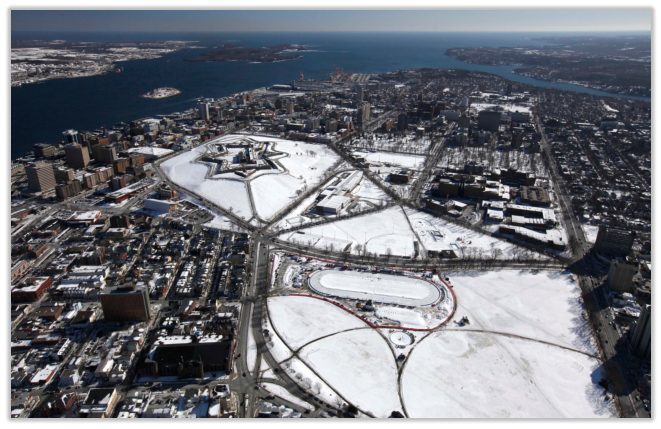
[308,269,441,306]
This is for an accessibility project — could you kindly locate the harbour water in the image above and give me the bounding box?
[11,31,651,157]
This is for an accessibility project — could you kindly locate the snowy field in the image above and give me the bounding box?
[446,270,596,354]
[250,174,302,220]
[279,206,417,257]
[299,329,402,417]
[351,178,391,203]
[402,331,614,418]
[308,269,441,306]
[582,224,600,244]
[267,296,368,350]
[354,151,426,169]
[406,208,528,259]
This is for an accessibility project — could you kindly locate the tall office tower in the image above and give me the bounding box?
[356,85,364,102]
[477,110,502,132]
[630,305,651,359]
[198,101,210,121]
[26,162,57,193]
[64,144,90,169]
[92,144,118,164]
[33,143,56,158]
[593,226,635,257]
[62,129,81,144]
[100,286,151,322]
[607,259,638,293]
[397,113,410,131]
[54,167,74,182]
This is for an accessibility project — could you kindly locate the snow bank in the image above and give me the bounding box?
[262,383,315,411]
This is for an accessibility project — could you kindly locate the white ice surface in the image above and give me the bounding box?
[267,295,368,350]
[308,269,440,306]
[402,331,615,418]
[299,329,402,418]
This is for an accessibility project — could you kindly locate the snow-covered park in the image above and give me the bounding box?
[159,134,340,222]
[278,205,544,260]
[264,269,614,418]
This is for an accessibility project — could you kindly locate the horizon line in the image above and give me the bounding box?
[10,29,652,33]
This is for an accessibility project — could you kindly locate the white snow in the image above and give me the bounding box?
[402,331,615,418]
[375,307,427,328]
[354,151,426,169]
[406,208,528,259]
[308,269,441,306]
[161,134,341,222]
[267,295,368,350]
[582,224,600,244]
[160,147,254,218]
[261,383,315,411]
[284,357,343,408]
[263,314,293,363]
[250,174,303,220]
[279,206,417,257]
[447,270,596,354]
[299,329,402,418]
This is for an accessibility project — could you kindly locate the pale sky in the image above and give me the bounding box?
[11,10,652,33]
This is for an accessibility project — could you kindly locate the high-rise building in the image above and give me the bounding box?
[64,144,90,170]
[92,144,117,164]
[607,259,638,293]
[593,226,635,257]
[356,85,364,102]
[630,304,651,359]
[62,129,80,145]
[26,162,57,193]
[55,180,82,200]
[100,286,151,322]
[54,167,75,183]
[112,158,130,175]
[477,110,502,132]
[198,101,210,121]
[34,143,56,158]
[397,113,410,131]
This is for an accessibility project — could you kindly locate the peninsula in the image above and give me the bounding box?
[11,40,194,87]
[184,43,308,63]
[446,36,651,97]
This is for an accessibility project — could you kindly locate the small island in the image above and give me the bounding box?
[141,87,182,99]
[185,43,308,63]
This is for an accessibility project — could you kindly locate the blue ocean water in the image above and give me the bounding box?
[10,31,651,157]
